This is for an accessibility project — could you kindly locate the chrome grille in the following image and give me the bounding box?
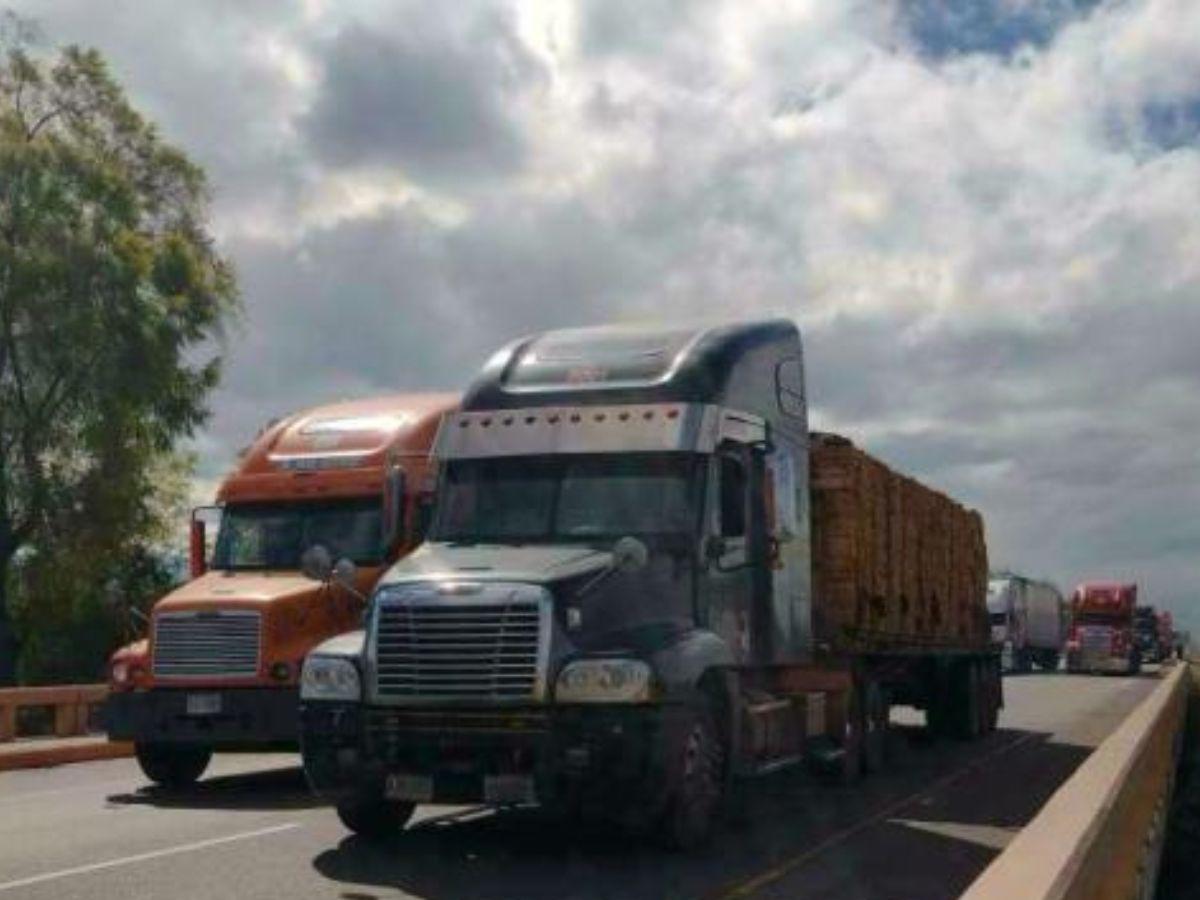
[152,610,261,678]
[1079,627,1111,652]
[374,600,544,702]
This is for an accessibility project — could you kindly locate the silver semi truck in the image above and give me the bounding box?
[987,573,1067,672]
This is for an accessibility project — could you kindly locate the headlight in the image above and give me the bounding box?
[111,661,130,687]
[301,656,361,701]
[555,658,655,704]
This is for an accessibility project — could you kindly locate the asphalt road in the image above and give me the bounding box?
[0,670,1162,900]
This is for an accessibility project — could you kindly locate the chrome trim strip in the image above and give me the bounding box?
[433,403,766,460]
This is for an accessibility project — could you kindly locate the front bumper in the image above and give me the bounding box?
[1066,651,1133,674]
[104,687,300,747]
[301,702,672,810]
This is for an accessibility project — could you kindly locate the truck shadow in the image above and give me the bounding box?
[106,765,325,812]
[310,725,1095,900]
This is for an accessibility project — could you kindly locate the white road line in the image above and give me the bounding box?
[0,823,301,893]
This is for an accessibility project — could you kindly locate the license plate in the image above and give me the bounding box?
[185,693,222,716]
[483,775,536,805]
[385,774,433,803]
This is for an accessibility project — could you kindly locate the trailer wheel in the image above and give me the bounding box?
[135,742,211,788]
[982,660,1000,733]
[951,661,982,740]
[863,680,889,774]
[925,668,951,739]
[1035,650,1060,672]
[336,790,415,840]
[840,684,866,783]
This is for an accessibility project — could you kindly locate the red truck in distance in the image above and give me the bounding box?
[1066,582,1140,675]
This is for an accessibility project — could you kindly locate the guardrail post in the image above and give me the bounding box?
[0,701,13,742]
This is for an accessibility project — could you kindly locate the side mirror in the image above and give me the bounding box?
[189,505,223,577]
[382,465,407,550]
[612,536,649,573]
[300,544,334,582]
[332,558,358,591]
[704,535,727,562]
[189,518,206,579]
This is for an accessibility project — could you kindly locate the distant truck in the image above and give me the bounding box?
[299,320,999,847]
[105,393,457,787]
[1066,582,1140,675]
[1134,605,1162,663]
[1157,610,1175,662]
[986,574,1067,672]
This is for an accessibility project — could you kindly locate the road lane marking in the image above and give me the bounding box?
[708,731,1042,900]
[0,823,301,893]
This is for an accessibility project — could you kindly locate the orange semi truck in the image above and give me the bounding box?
[105,393,457,787]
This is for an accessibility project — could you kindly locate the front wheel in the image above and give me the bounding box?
[135,742,211,788]
[660,700,725,851]
[336,791,416,839]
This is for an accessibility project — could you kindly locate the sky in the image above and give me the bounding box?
[11,0,1200,630]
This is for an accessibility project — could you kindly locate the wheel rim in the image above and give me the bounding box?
[676,719,720,840]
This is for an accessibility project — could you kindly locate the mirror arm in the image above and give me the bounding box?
[573,564,617,602]
[332,581,367,604]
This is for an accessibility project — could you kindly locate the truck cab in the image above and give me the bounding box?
[1134,605,1160,664]
[988,574,1066,672]
[1066,582,1140,675]
[105,393,457,786]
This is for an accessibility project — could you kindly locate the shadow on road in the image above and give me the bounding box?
[106,765,325,812]
[310,725,1095,900]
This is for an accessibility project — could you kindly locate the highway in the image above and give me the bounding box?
[0,671,1162,900]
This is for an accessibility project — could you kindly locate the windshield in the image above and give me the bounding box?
[432,454,701,543]
[213,498,383,569]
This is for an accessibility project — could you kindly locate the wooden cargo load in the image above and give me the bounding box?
[810,433,988,655]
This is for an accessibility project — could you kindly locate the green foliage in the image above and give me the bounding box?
[0,21,238,682]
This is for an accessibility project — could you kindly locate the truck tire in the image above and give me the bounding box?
[862,680,888,774]
[661,699,725,850]
[925,666,952,739]
[840,684,866,783]
[336,791,416,840]
[951,661,982,740]
[135,742,211,788]
[983,659,1000,733]
[1036,651,1060,672]
[1129,649,1142,676]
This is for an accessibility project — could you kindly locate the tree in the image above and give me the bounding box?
[9,451,192,683]
[0,21,237,683]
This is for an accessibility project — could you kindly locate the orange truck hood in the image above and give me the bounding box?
[148,568,375,686]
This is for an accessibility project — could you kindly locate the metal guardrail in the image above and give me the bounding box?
[962,663,1188,900]
[0,684,109,742]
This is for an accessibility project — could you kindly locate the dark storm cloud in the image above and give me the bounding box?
[301,13,543,182]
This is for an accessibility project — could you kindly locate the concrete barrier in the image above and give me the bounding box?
[0,684,132,771]
[962,663,1188,900]
[0,684,109,741]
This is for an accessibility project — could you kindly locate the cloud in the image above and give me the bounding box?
[300,10,544,184]
[9,0,1200,630]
